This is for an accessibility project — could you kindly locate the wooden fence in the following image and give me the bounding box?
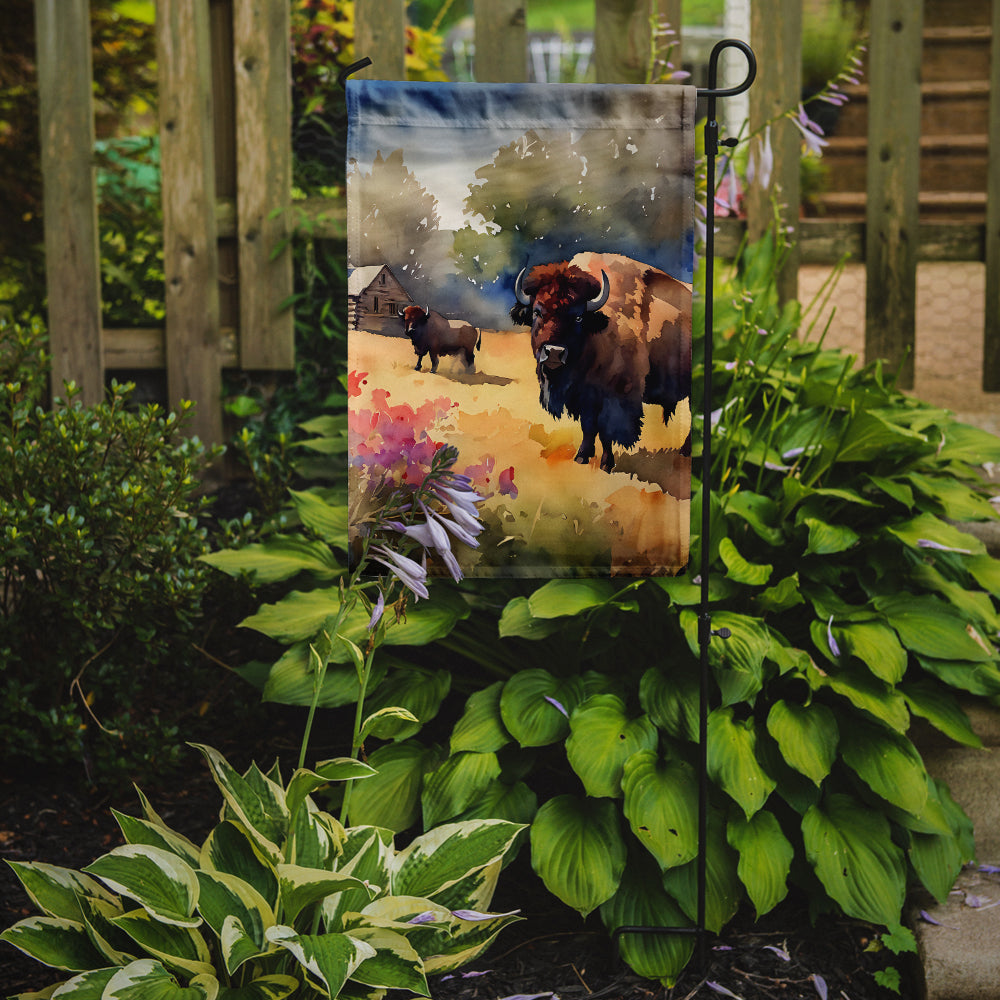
[33,0,1000,445]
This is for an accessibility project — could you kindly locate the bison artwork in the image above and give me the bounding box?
[399,306,481,373]
[511,251,692,473]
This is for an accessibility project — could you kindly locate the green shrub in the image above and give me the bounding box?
[1,743,524,998]
[210,232,1000,985]
[0,317,220,783]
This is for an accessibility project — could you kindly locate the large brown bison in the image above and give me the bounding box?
[511,251,692,472]
[398,306,481,373]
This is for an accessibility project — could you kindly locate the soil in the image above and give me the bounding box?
[0,731,913,1000]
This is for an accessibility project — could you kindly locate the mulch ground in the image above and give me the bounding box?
[1,737,913,1000]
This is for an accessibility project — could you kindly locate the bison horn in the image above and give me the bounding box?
[397,307,405,317]
[514,268,531,306]
[586,270,610,312]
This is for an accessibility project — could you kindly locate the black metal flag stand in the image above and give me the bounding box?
[341,37,758,975]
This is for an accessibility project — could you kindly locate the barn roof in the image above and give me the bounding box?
[347,264,392,296]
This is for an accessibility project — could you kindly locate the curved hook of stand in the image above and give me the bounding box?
[697,38,757,99]
[338,57,373,90]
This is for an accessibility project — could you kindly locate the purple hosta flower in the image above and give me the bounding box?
[451,908,521,921]
[917,538,973,555]
[431,479,486,539]
[715,157,741,215]
[763,944,790,962]
[979,864,1000,874]
[367,590,385,631]
[706,982,742,999]
[791,104,829,156]
[811,974,828,1000]
[370,545,429,600]
[827,615,842,658]
[544,695,569,718]
[747,124,774,190]
[407,911,438,925]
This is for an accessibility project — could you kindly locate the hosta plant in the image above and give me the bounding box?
[1,743,523,999]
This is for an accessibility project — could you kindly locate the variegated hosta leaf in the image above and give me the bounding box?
[421,751,502,829]
[529,796,626,917]
[285,760,375,824]
[83,846,200,928]
[78,894,136,966]
[0,916,107,971]
[802,793,906,926]
[200,822,278,910]
[391,820,525,901]
[661,811,742,934]
[276,865,376,925]
[565,695,658,799]
[45,966,118,997]
[323,829,393,931]
[288,801,344,870]
[499,669,585,747]
[190,745,287,863]
[112,810,202,868]
[344,926,429,995]
[707,707,776,819]
[195,871,274,974]
[765,700,838,786]
[4,861,118,922]
[265,925,376,998]
[423,907,522,975]
[425,859,502,916]
[110,908,214,978]
[599,853,694,987]
[727,810,793,917]
[102,958,218,999]
[450,681,511,754]
[621,751,699,871]
[213,974,300,1000]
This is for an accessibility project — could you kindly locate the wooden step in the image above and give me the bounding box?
[813,189,987,222]
[922,25,993,83]
[833,80,991,137]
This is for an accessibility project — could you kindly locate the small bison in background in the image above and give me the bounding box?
[399,306,481,373]
[512,251,692,472]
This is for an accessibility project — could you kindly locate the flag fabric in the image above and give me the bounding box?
[347,80,695,577]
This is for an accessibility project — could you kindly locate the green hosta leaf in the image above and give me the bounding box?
[916,655,1000,697]
[103,959,218,1000]
[261,644,382,709]
[421,751,502,828]
[875,594,995,662]
[639,664,699,742]
[906,472,998,522]
[910,562,1000,633]
[566,695,658,798]
[966,553,1000,597]
[199,822,278,910]
[839,718,929,816]
[453,779,538,827]
[886,512,985,557]
[4,862,118,922]
[216,975,299,1000]
[393,820,524,901]
[363,667,451,740]
[277,865,374,925]
[526,579,618,618]
[707,708,776,819]
[288,488,349,547]
[836,621,907,684]
[681,610,770,706]
[935,421,1000,465]
[83,846,200,928]
[200,536,342,584]
[661,811,741,933]
[599,853,694,987]
[755,573,804,614]
[866,474,914,509]
[802,793,906,926]
[190,746,287,863]
[901,680,982,748]
[112,812,201,868]
[240,589,343,644]
[450,682,511,754]
[724,490,784,545]
[499,670,584,747]
[0,916,107,971]
[265,926,375,997]
[346,740,442,832]
[111,908,214,978]
[530,795,626,917]
[497,596,563,639]
[727,811,793,918]
[346,926,428,994]
[834,410,927,463]
[195,871,274,974]
[718,537,772,586]
[621,751,699,871]
[765,700,838,786]
[909,788,967,906]
[803,517,859,556]
[810,661,910,732]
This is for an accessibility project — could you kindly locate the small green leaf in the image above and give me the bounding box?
[765,700,838,786]
[803,517,859,556]
[718,537,772,585]
[707,708,776,818]
[727,811,793,917]
[526,579,618,618]
[450,682,511,754]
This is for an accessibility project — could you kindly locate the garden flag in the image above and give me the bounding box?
[347,81,696,577]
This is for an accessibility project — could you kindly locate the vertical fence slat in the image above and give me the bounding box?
[157,0,222,445]
[746,0,801,304]
[864,0,923,389]
[355,0,406,80]
[233,0,294,369]
[34,0,103,405]
[474,0,527,82]
[594,0,656,83]
[983,0,1000,390]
